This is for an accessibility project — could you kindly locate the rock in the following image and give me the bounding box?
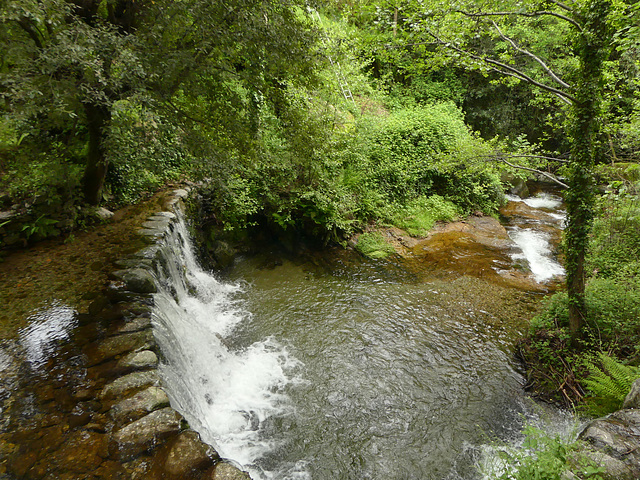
[207,462,252,480]
[579,409,640,479]
[100,370,160,400]
[85,329,155,366]
[112,316,152,335]
[173,189,189,199]
[163,430,217,476]
[213,241,236,269]
[136,227,166,240]
[112,268,157,294]
[622,378,640,409]
[149,211,176,220]
[88,295,109,316]
[142,219,171,231]
[115,350,158,373]
[93,207,114,221]
[111,407,183,459]
[111,386,170,424]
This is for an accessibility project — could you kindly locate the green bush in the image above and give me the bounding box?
[387,194,461,236]
[355,232,395,259]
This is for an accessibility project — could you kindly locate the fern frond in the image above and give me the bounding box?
[583,353,640,413]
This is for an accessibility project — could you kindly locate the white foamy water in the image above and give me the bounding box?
[151,215,299,477]
[506,192,563,210]
[509,228,565,282]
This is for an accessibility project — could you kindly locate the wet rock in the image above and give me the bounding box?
[213,241,236,269]
[149,211,176,220]
[111,407,183,459]
[111,386,170,424]
[88,295,109,316]
[115,257,154,269]
[100,370,160,400]
[93,207,114,221]
[49,430,108,473]
[207,462,252,480]
[112,268,157,294]
[68,410,92,428]
[85,329,155,366]
[115,350,158,373]
[622,378,640,409]
[142,219,171,231]
[163,430,217,476]
[579,409,640,479]
[136,227,166,240]
[112,316,152,335]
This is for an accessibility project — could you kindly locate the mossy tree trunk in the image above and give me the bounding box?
[565,0,612,338]
[82,103,112,206]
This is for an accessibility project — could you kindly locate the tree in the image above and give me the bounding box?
[353,0,634,336]
[0,0,317,205]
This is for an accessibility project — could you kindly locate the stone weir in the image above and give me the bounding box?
[0,188,252,480]
[97,188,253,479]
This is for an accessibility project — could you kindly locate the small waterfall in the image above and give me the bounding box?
[505,192,566,283]
[151,212,298,475]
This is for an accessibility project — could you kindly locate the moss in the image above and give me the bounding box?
[355,232,395,259]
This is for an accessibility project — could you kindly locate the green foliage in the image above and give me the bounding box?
[582,353,640,416]
[387,194,460,236]
[104,99,189,204]
[489,426,605,480]
[355,232,395,259]
[21,214,59,240]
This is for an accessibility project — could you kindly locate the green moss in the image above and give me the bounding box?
[355,232,395,259]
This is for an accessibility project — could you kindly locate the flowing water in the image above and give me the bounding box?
[151,190,569,480]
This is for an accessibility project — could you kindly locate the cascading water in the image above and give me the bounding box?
[151,215,300,469]
[504,192,566,283]
[151,192,570,480]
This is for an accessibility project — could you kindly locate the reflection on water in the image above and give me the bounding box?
[19,301,77,370]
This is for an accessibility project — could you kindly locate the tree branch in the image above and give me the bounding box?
[16,17,45,49]
[458,10,582,31]
[482,154,569,188]
[427,30,576,104]
[491,21,570,89]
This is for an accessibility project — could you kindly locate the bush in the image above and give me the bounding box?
[387,194,461,236]
[355,232,395,259]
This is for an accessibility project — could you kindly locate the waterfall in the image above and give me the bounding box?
[151,212,298,475]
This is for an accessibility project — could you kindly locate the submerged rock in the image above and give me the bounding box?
[111,407,184,459]
[112,268,157,294]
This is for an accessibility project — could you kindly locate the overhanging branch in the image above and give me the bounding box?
[458,10,582,31]
[427,30,576,104]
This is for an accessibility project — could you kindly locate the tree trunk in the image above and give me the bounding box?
[82,103,111,205]
[565,0,611,338]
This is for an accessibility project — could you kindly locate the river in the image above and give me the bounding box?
[152,187,572,480]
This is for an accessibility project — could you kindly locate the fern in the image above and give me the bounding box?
[583,352,640,416]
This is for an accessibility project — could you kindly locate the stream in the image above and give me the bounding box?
[152,188,572,480]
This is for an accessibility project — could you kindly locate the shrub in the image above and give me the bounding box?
[387,194,461,236]
[355,232,395,259]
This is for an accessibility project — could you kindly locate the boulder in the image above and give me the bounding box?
[163,430,218,476]
[115,350,158,373]
[100,370,160,400]
[207,462,252,480]
[111,407,183,459]
[112,268,157,294]
[111,386,170,424]
[579,409,640,479]
[622,378,640,409]
[85,329,155,366]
